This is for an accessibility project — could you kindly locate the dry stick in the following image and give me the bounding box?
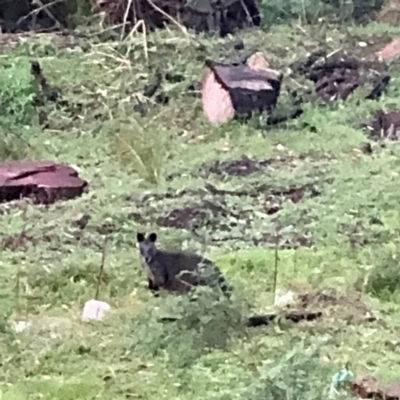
[94,234,111,301]
[121,0,135,41]
[293,246,298,275]
[88,23,126,38]
[238,0,254,26]
[17,0,63,30]
[15,202,30,316]
[15,262,21,315]
[123,19,149,63]
[144,0,190,38]
[272,233,279,305]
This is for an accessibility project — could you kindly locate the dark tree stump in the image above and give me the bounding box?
[202,57,283,124]
[0,161,88,205]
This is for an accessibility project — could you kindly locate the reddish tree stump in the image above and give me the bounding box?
[0,160,88,205]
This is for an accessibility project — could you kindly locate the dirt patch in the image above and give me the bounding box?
[200,154,300,178]
[143,182,321,204]
[253,231,313,249]
[293,52,390,103]
[157,206,210,230]
[204,182,320,202]
[249,289,374,328]
[338,219,386,248]
[140,179,322,250]
[155,183,320,231]
[364,110,400,140]
[1,231,38,251]
[348,34,394,59]
[148,184,320,248]
[207,156,271,177]
[297,289,376,325]
[156,197,249,231]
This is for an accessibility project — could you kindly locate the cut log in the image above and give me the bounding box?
[0,160,88,205]
[202,56,283,124]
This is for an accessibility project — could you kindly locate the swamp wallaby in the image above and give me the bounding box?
[137,232,231,297]
[136,233,323,328]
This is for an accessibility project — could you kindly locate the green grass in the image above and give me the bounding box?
[1,20,400,399]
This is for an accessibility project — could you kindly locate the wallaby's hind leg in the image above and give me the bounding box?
[170,270,198,294]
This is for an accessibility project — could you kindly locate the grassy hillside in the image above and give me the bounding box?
[1,19,400,399]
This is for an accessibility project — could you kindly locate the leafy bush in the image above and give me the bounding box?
[243,337,332,400]
[0,57,36,127]
[127,287,246,368]
[0,126,35,161]
[0,57,38,160]
[366,247,400,301]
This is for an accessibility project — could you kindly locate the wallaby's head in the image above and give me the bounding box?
[137,232,158,264]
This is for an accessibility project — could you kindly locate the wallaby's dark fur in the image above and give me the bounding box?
[137,232,231,297]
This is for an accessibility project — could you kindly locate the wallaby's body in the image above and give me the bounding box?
[137,233,231,296]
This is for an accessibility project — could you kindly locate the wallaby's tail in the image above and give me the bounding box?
[216,273,232,298]
[197,259,232,299]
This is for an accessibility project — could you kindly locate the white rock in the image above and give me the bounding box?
[12,320,31,333]
[274,289,296,307]
[82,299,111,321]
[358,41,368,47]
[276,144,286,152]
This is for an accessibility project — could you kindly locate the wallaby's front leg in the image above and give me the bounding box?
[148,278,160,297]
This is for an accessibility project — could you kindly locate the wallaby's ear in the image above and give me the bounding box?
[148,233,157,242]
[137,233,145,242]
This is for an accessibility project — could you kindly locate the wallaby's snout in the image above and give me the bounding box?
[137,232,158,264]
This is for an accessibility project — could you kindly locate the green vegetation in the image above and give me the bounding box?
[1,5,400,400]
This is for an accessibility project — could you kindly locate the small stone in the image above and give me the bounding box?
[274,289,296,307]
[276,144,286,152]
[359,41,368,47]
[12,320,31,333]
[82,299,111,321]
